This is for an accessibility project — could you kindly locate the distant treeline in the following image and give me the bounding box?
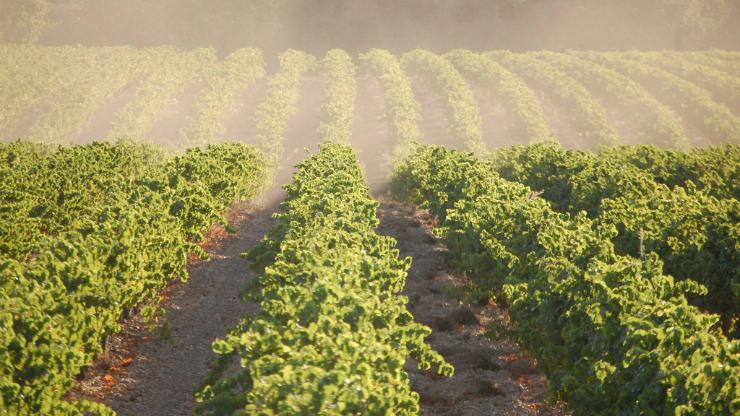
[2,0,739,52]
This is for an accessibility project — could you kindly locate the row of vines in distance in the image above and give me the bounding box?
[1,46,738,149]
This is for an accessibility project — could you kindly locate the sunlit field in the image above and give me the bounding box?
[1,2,738,415]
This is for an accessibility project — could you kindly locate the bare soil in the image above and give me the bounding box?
[223,79,267,144]
[146,82,205,147]
[531,88,587,149]
[68,72,569,416]
[408,74,462,151]
[377,201,568,416]
[597,97,644,146]
[4,105,43,140]
[260,74,326,206]
[72,198,568,415]
[352,73,394,192]
[682,118,713,147]
[468,78,520,149]
[280,75,325,169]
[71,203,276,416]
[77,80,140,144]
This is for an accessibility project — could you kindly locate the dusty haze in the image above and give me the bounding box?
[3,1,739,53]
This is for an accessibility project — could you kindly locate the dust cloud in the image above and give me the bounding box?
[29,1,740,53]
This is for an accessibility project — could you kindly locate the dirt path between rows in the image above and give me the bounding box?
[74,197,568,416]
[259,75,325,206]
[66,69,571,415]
[73,72,327,415]
[72,203,276,416]
[467,78,520,150]
[408,74,462,151]
[377,201,567,416]
[352,74,393,193]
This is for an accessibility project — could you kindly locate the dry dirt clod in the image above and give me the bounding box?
[448,305,480,327]
[506,357,539,378]
[432,306,480,332]
[433,316,456,332]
